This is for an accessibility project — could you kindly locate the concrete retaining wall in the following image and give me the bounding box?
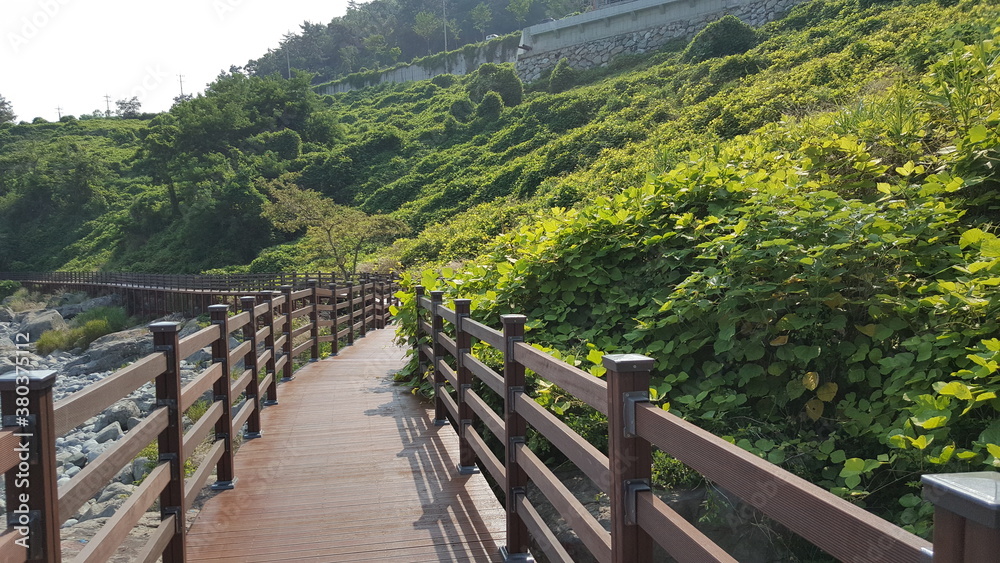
[516,0,805,82]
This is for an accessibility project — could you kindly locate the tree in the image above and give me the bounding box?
[261,182,408,278]
[115,96,142,118]
[471,3,492,40]
[507,0,532,23]
[413,11,441,55]
[0,94,15,124]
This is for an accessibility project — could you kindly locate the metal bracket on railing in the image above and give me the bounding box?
[920,548,934,563]
[162,506,184,533]
[624,479,651,526]
[212,357,226,363]
[623,391,649,438]
[211,318,226,325]
[156,399,178,419]
[509,436,525,466]
[506,335,523,358]
[508,386,524,414]
[7,510,42,559]
[154,344,173,353]
[508,486,526,515]
[3,413,36,432]
[460,384,471,402]
[457,349,469,369]
[159,453,180,480]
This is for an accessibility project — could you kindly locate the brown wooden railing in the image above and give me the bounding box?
[1,271,393,318]
[0,277,398,562]
[415,286,999,563]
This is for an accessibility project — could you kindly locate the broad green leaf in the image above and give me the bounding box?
[817,382,838,402]
[802,372,819,391]
[937,381,973,400]
[805,398,824,421]
[969,124,988,143]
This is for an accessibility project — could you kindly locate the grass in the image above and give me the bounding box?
[35,305,134,355]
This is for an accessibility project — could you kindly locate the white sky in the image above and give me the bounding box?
[2,0,351,122]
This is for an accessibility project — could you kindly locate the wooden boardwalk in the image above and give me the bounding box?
[186,328,505,562]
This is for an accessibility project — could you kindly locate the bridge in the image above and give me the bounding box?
[0,272,996,562]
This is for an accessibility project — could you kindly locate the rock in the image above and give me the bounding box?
[132,458,151,482]
[55,294,122,320]
[85,442,111,464]
[94,421,123,444]
[64,329,153,375]
[0,306,14,322]
[19,310,67,342]
[97,482,134,503]
[126,416,142,431]
[61,518,79,529]
[97,400,140,432]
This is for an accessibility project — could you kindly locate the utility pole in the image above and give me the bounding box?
[55,106,62,120]
[178,74,185,97]
[103,94,112,118]
[286,45,291,79]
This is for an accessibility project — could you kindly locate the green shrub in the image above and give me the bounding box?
[548,58,576,93]
[466,63,523,106]
[74,306,129,332]
[0,280,20,301]
[477,91,504,120]
[35,330,72,356]
[681,15,759,63]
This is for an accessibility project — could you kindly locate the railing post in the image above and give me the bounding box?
[308,280,320,361]
[376,279,386,329]
[454,299,478,475]
[208,305,237,489]
[261,292,279,404]
[280,285,294,382]
[0,370,60,562]
[923,472,1000,562]
[430,291,448,426]
[501,314,532,561]
[359,275,369,338]
[328,283,340,357]
[241,297,263,438]
[346,281,355,346]
[603,354,655,563]
[150,322,186,561]
[415,286,427,375]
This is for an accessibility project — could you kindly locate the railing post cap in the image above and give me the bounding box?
[0,370,57,391]
[307,279,318,286]
[430,290,444,300]
[208,304,230,312]
[602,353,655,373]
[149,321,181,333]
[922,471,1000,529]
[240,295,256,302]
[500,314,527,324]
[415,285,425,293]
[279,285,293,291]
[454,298,472,305]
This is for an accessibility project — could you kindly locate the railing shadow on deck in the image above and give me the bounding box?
[0,272,399,562]
[364,383,502,561]
[414,286,1000,563]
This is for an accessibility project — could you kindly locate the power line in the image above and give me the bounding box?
[103,95,112,118]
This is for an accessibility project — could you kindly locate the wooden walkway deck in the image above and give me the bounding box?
[185,328,505,562]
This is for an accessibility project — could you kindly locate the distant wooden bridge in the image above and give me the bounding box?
[0,272,996,562]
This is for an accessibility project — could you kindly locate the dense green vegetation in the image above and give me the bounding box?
[2,0,999,543]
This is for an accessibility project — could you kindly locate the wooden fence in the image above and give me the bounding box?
[414,286,1000,563]
[1,271,389,317]
[0,277,398,562]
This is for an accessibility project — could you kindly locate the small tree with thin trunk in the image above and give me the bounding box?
[0,94,15,124]
[262,182,409,278]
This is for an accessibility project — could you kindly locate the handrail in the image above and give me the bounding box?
[0,274,401,562]
[414,284,991,563]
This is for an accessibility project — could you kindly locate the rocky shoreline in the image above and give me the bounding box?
[0,292,221,558]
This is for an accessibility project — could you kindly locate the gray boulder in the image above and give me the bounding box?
[55,294,122,320]
[19,310,67,342]
[0,306,14,322]
[63,328,153,375]
[0,335,15,352]
[96,400,140,432]
[94,421,123,444]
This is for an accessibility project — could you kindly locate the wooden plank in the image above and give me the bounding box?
[291,324,311,338]
[185,440,226,507]
[183,401,224,461]
[255,326,270,343]
[291,306,311,319]
[515,392,610,493]
[257,349,273,368]
[71,462,171,563]
[515,494,573,563]
[466,389,503,439]
[231,369,252,399]
[418,319,433,337]
[634,403,932,562]
[636,492,736,563]
[273,334,287,351]
[231,399,255,435]
[292,339,313,358]
[180,363,224,412]
[187,328,504,562]
[463,318,503,350]
[229,311,251,331]
[0,528,26,563]
[291,288,312,300]
[178,325,221,359]
[440,386,460,423]
[438,333,458,358]
[259,373,274,399]
[54,352,167,436]
[514,342,608,415]
[418,296,433,311]
[0,428,22,474]
[515,442,612,563]
[137,513,177,563]
[437,358,458,390]
[466,426,505,484]
[59,408,170,523]
[228,340,252,364]
[464,353,503,396]
[254,302,270,317]
[274,355,288,374]
[437,304,457,324]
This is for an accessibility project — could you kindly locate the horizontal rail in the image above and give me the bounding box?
[231,370,252,399]
[440,387,460,423]
[180,363,224,412]
[185,440,226,507]
[437,359,458,390]
[0,429,22,475]
[636,492,736,563]
[514,342,608,415]
[466,426,505,484]
[137,513,176,563]
[228,311,251,331]
[437,304,457,324]
[54,352,167,436]
[634,403,932,561]
[231,400,254,434]
[466,389,503,438]
[178,325,221,359]
[516,494,574,563]
[463,318,503,349]
[464,354,503,395]
[182,401,224,461]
